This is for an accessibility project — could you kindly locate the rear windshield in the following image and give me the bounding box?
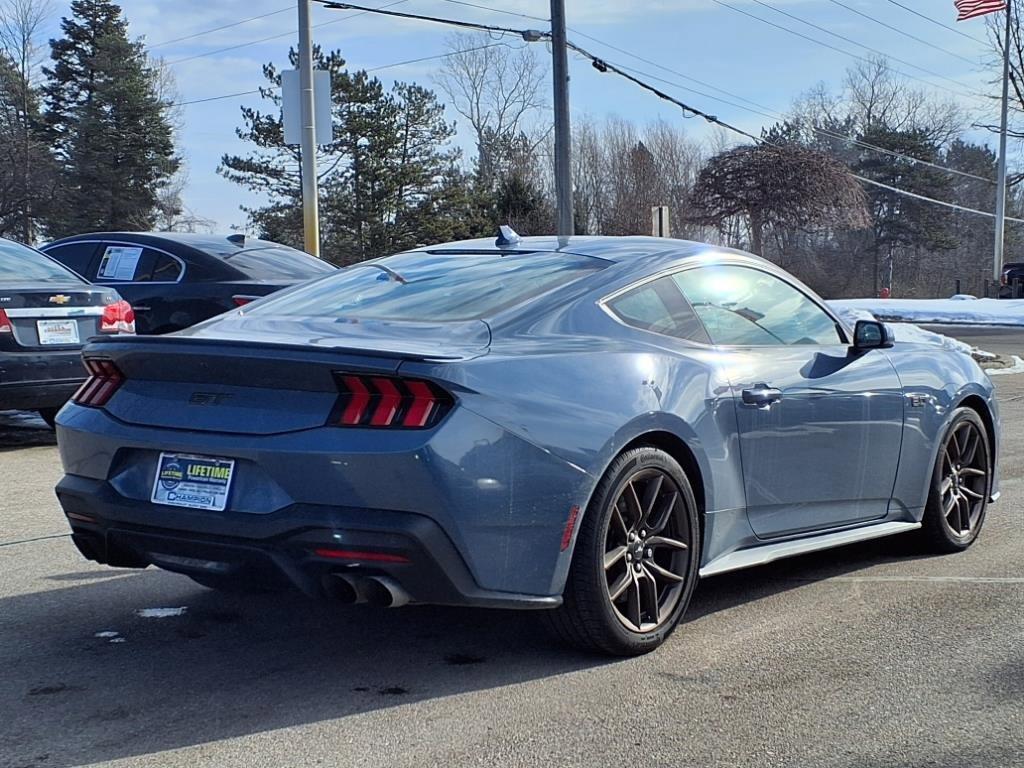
[219,246,335,280]
[0,239,85,284]
[246,251,606,321]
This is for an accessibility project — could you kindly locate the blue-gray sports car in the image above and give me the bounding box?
[54,235,1000,655]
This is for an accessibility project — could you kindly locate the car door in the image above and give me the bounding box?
[673,264,905,539]
[87,242,186,333]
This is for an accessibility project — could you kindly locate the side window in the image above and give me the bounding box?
[149,252,183,282]
[673,265,843,346]
[606,276,710,344]
[95,245,182,282]
[43,243,99,277]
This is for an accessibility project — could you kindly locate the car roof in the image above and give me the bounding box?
[47,232,302,258]
[414,235,767,268]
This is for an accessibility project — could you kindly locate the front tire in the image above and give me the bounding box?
[920,407,991,553]
[546,447,700,656]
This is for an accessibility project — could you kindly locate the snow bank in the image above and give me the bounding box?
[831,297,1024,327]
[986,355,1024,375]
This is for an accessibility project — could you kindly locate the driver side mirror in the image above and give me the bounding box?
[853,319,894,350]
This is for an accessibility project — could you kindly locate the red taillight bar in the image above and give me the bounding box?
[71,358,124,407]
[332,374,452,429]
[0,308,11,333]
[313,547,410,564]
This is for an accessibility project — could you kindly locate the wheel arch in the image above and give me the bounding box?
[619,431,706,519]
[957,393,997,469]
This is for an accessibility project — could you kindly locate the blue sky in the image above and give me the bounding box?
[44,1,1002,231]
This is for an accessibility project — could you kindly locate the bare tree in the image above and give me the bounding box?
[437,33,548,186]
[688,143,869,257]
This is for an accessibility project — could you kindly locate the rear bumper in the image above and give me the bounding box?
[0,350,85,410]
[56,474,561,609]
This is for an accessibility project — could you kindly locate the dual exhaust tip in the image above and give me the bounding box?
[324,573,410,608]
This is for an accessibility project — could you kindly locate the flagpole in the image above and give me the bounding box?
[994,1,1012,286]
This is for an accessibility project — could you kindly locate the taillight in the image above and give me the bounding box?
[331,374,452,429]
[100,300,135,334]
[232,295,259,307]
[0,308,11,333]
[71,358,124,406]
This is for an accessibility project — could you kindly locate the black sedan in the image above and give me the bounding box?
[0,237,134,426]
[42,232,335,334]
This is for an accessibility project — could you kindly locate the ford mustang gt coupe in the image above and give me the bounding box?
[54,234,999,655]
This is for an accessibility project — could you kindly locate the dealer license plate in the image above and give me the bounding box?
[151,453,235,511]
[37,319,80,346]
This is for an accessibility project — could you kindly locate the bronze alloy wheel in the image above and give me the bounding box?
[938,418,989,538]
[547,446,700,656]
[603,467,691,633]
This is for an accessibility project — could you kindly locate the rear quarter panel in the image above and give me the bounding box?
[885,342,1000,516]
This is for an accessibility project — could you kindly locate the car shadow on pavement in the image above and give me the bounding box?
[686,530,931,622]
[0,531,944,768]
[0,567,608,768]
[0,411,56,452]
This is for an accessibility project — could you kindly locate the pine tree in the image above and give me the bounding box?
[220,48,470,264]
[42,0,178,237]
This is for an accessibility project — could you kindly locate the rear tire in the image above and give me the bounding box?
[545,447,700,656]
[37,408,58,429]
[919,407,991,553]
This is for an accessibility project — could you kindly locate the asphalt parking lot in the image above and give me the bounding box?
[1,335,1022,768]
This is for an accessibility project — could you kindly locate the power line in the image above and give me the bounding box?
[169,43,510,108]
[824,0,980,65]
[166,0,412,67]
[710,0,986,104]
[312,0,1011,222]
[150,7,292,50]
[570,43,1022,224]
[434,0,549,23]
[885,0,988,45]
[745,0,978,92]
[567,29,996,184]
[316,0,546,38]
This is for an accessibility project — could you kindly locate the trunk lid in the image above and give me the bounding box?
[82,323,479,435]
[0,283,119,351]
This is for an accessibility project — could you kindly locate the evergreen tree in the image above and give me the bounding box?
[0,51,53,238]
[220,48,468,264]
[853,125,956,294]
[42,0,178,237]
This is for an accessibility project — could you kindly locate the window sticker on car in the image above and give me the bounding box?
[97,246,143,281]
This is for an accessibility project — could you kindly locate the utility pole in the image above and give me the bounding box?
[297,0,321,257]
[994,3,1013,286]
[550,0,573,237]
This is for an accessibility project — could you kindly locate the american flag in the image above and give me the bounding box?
[955,0,1007,21]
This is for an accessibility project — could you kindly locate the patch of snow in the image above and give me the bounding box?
[136,607,187,618]
[950,294,977,301]
[831,298,1024,326]
[986,355,1024,375]
[828,303,978,357]
[109,637,127,644]
[94,631,119,638]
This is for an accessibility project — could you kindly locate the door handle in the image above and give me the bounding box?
[741,383,783,406]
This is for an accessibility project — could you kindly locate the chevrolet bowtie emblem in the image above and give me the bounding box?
[48,294,71,305]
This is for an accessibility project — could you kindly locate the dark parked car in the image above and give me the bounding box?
[54,235,999,655]
[1000,262,1024,297]
[0,236,134,426]
[42,232,335,334]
